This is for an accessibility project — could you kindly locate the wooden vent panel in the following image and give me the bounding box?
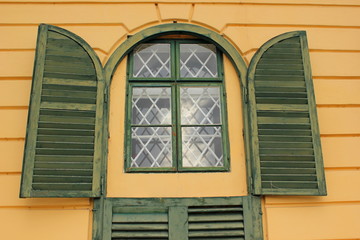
[188,205,245,240]
[111,207,169,239]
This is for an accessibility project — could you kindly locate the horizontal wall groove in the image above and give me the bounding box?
[0,1,360,8]
[0,23,129,27]
[0,172,21,175]
[0,205,92,210]
[224,24,360,30]
[0,106,28,110]
[0,77,32,81]
[244,49,360,55]
[310,49,360,53]
[0,138,25,141]
[313,76,360,80]
[325,167,360,171]
[321,134,360,137]
[317,104,360,108]
[0,49,34,52]
[264,200,360,208]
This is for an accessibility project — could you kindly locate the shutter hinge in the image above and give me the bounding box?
[243,87,248,104]
[100,176,104,196]
[104,88,109,103]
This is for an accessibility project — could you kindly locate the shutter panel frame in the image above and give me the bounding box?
[247,31,327,196]
[95,197,263,240]
[20,24,105,198]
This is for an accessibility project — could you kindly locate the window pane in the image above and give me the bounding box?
[132,87,171,125]
[182,127,223,167]
[131,127,172,168]
[180,44,218,78]
[180,87,221,125]
[133,44,171,78]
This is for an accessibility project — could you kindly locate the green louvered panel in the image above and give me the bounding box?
[111,207,169,239]
[98,197,262,240]
[188,205,245,240]
[248,32,326,196]
[32,29,97,192]
[20,24,103,197]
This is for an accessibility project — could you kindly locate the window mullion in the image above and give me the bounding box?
[173,84,181,171]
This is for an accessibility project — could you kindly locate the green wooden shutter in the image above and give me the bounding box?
[247,31,326,196]
[20,24,104,197]
[96,197,263,240]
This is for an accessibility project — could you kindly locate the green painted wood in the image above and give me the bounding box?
[32,183,92,191]
[112,213,168,223]
[188,213,243,222]
[35,155,93,162]
[33,175,92,183]
[43,77,97,86]
[42,89,97,98]
[20,24,104,198]
[243,196,263,240]
[112,223,168,230]
[247,31,327,196]
[40,102,96,111]
[20,24,48,198]
[188,222,244,230]
[97,197,262,240]
[39,115,96,124]
[261,174,317,181]
[111,206,169,239]
[169,207,188,240]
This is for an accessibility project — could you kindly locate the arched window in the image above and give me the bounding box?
[125,39,229,172]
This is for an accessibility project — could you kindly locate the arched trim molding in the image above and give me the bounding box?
[104,23,248,87]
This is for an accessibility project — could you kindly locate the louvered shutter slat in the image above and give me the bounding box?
[188,205,245,239]
[111,208,169,239]
[98,197,263,240]
[20,24,104,198]
[248,31,326,196]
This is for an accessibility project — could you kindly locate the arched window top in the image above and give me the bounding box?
[104,23,248,88]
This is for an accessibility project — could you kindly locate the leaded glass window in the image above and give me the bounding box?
[126,39,228,172]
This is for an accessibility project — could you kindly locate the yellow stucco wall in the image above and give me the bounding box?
[0,1,359,240]
[107,55,248,198]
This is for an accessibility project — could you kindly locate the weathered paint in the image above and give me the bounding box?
[0,1,359,240]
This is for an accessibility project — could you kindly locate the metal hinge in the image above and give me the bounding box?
[104,88,109,103]
[100,176,104,196]
[243,87,248,104]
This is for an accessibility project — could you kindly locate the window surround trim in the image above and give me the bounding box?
[92,196,264,240]
[104,23,251,193]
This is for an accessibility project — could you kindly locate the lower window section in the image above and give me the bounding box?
[93,196,263,240]
[127,84,229,172]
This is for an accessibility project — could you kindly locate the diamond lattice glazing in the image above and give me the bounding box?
[132,87,171,125]
[133,44,171,78]
[180,44,218,78]
[131,127,172,168]
[182,127,223,167]
[180,87,221,125]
